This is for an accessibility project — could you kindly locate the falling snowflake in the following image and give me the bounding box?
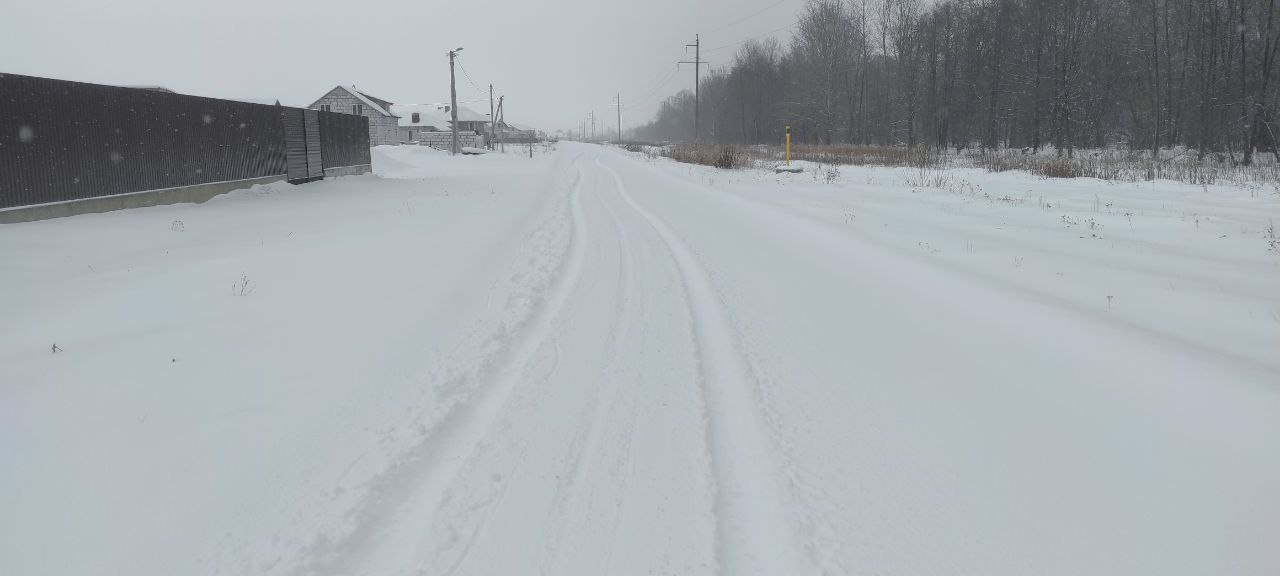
[202,114,214,125]
[109,151,123,164]
[18,125,33,142]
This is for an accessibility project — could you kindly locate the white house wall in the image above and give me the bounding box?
[309,87,400,146]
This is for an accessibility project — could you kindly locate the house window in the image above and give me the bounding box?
[353,104,363,116]
[320,104,331,112]
[412,112,420,123]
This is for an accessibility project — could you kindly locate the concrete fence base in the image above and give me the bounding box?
[0,174,286,224]
[1,163,374,224]
[324,164,372,178]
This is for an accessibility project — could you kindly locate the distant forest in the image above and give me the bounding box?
[634,0,1280,163]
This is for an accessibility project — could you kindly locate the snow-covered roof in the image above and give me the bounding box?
[454,105,489,123]
[347,86,396,117]
[417,102,488,123]
[355,90,394,111]
[391,102,490,128]
[390,104,452,129]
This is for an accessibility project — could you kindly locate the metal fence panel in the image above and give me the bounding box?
[1,73,371,210]
[304,109,323,179]
[318,110,371,169]
[281,107,308,182]
[0,73,288,209]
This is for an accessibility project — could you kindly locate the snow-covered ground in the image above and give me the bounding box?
[2,143,1278,575]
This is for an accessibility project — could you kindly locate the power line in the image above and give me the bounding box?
[636,67,680,103]
[411,97,487,105]
[706,0,789,34]
[631,62,677,94]
[631,65,699,114]
[706,23,797,53]
[456,60,485,96]
[623,51,685,99]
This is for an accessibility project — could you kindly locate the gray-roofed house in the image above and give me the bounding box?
[449,104,490,135]
[391,103,452,142]
[390,103,485,150]
[308,85,400,146]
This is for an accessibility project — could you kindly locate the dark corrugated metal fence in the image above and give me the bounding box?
[282,107,308,182]
[303,109,322,180]
[318,110,372,169]
[0,72,370,210]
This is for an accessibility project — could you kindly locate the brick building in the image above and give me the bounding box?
[308,86,400,146]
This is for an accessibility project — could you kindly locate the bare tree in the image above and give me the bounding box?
[631,0,1280,159]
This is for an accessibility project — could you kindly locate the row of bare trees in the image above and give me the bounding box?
[634,0,1280,164]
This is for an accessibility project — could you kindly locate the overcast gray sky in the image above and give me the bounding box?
[2,0,806,133]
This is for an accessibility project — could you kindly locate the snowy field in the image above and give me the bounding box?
[2,143,1278,575]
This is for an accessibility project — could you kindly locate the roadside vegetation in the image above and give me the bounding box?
[661,144,750,169]
[629,0,1280,184]
[621,141,1280,189]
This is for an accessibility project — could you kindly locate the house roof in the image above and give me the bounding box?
[392,102,491,128]
[346,86,396,117]
[390,104,452,129]
[355,89,394,111]
[310,85,397,117]
[419,102,489,123]
[453,104,489,123]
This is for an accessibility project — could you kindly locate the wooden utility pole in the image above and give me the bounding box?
[489,84,496,150]
[448,47,463,155]
[496,95,506,153]
[615,93,622,142]
[679,34,703,141]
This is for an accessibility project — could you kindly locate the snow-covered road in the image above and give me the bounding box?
[2,143,1278,575]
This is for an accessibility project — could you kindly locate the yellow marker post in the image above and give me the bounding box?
[776,125,802,173]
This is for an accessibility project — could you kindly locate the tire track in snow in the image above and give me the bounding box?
[534,155,643,575]
[602,153,854,574]
[297,154,592,576]
[598,159,806,575]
